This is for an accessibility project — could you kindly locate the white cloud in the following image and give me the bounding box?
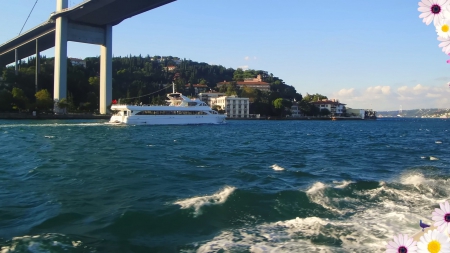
[244,56,249,61]
[366,85,391,95]
[329,83,450,111]
[238,65,249,70]
[336,88,356,97]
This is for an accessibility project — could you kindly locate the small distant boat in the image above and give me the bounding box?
[109,83,226,125]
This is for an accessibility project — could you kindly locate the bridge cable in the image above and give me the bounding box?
[19,0,39,35]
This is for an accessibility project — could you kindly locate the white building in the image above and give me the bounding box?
[310,99,346,116]
[290,103,303,117]
[198,92,226,105]
[210,95,250,118]
[69,58,86,68]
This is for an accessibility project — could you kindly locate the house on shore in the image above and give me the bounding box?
[310,99,346,116]
[210,95,250,118]
[216,74,270,91]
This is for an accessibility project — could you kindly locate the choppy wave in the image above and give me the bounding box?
[0,234,93,253]
[187,173,450,252]
[1,119,450,252]
[0,122,105,128]
[270,164,285,171]
[174,186,236,217]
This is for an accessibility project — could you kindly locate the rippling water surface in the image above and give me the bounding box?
[0,118,449,252]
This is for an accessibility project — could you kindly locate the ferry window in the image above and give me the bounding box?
[188,102,197,106]
[124,111,128,116]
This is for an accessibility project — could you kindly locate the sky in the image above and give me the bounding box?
[1,0,450,111]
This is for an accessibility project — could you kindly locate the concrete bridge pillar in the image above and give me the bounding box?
[35,39,40,93]
[14,49,18,75]
[99,25,112,114]
[53,0,68,107]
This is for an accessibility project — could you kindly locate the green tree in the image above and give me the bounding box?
[0,89,13,111]
[35,89,53,111]
[303,93,328,102]
[273,98,288,116]
[320,108,331,116]
[12,87,29,111]
[56,98,70,112]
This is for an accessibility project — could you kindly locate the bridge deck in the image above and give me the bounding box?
[0,0,175,66]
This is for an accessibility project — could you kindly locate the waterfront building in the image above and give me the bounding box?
[198,92,226,105]
[346,108,366,119]
[210,95,250,118]
[290,102,303,117]
[310,99,346,116]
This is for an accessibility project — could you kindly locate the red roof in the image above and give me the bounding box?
[237,81,269,85]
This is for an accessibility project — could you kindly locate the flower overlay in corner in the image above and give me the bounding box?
[386,200,450,253]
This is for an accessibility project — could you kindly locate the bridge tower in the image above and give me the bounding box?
[53,0,112,114]
[53,0,68,112]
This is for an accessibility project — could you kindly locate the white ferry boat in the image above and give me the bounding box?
[109,85,226,125]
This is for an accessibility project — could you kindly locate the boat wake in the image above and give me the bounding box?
[190,173,449,252]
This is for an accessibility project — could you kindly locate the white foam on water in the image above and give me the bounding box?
[174,186,236,217]
[0,122,104,128]
[44,136,54,138]
[194,174,450,252]
[305,182,343,214]
[333,180,353,189]
[435,141,443,144]
[270,164,285,171]
[0,234,86,253]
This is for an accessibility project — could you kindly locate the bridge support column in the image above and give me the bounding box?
[54,0,68,112]
[14,49,18,75]
[35,39,40,93]
[99,25,112,115]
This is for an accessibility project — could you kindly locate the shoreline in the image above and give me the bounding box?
[0,113,110,120]
[0,113,370,121]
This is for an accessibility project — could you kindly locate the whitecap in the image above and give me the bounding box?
[435,141,442,144]
[333,180,353,189]
[194,175,450,252]
[174,186,236,217]
[0,233,87,253]
[270,164,285,171]
[305,182,326,194]
[44,136,55,138]
[429,156,439,160]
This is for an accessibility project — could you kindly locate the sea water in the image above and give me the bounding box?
[0,118,449,252]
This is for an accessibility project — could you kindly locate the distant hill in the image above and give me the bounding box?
[377,108,450,118]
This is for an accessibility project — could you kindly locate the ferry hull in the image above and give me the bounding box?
[109,115,226,125]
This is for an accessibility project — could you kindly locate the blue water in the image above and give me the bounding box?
[0,118,449,252]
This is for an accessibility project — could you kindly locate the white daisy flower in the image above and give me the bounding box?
[417,229,450,253]
[432,200,450,234]
[386,234,417,253]
[418,0,450,26]
[438,35,450,54]
[436,20,450,38]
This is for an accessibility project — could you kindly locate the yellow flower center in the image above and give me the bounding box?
[442,24,449,33]
[428,240,441,253]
